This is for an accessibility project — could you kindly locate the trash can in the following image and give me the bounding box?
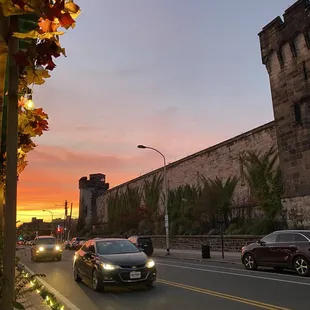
[201,244,210,259]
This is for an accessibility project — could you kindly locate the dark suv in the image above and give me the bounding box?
[241,230,310,276]
[128,236,154,257]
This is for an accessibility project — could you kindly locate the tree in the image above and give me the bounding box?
[199,175,238,229]
[140,174,163,233]
[168,184,201,234]
[242,146,283,220]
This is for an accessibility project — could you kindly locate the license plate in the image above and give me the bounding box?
[130,271,141,279]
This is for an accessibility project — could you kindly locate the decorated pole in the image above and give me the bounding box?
[2,14,19,310]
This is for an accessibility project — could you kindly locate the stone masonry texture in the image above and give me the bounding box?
[259,0,310,201]
[149,235,262,252]
[80,0,310,227]
[96,122,277,223]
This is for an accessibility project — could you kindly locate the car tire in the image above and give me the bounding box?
[293,256,310,277]
[73,264,82,282]
[243,253,258,271]
[92,269,104,292]
[56,256,62,261]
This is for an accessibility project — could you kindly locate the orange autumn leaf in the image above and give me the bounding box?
[38,17,59,33]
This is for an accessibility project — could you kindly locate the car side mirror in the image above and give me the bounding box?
[257,240,266,246]
[85,251,93,258]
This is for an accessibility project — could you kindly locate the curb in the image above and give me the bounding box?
[153,254,242,265]
[18,263,81,310]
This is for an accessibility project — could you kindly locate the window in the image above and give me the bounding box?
[88,242,95,253]
[299,232,310,241]
[294,234,308,242]
[96,240,140,255]
[277,234,294,243]
[81,243,89,252]
[36,238,56,245]
[294,103,302,125]
[261,234,277,244]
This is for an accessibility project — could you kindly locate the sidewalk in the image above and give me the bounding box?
[16,286,50,310]
[153,248,242,264]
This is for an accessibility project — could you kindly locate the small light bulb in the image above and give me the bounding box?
[25,99,35,110]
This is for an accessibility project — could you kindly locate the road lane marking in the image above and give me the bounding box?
[157,279,290,310]
[155,259,310,281]
[23,265,81,310]
[156,262,310,286]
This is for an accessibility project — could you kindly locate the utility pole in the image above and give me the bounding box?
[63,200,67,242]
[0,12,9,233]
[2,15,19,310]
[67,202,73,241]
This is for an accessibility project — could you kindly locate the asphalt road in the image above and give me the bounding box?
[17,248,310,310]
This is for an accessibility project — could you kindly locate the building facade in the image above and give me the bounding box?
[78,173,109,229]
[259,0,310,219]
[78,0,310,228]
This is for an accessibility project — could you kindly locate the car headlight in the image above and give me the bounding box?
[55,245,60,251]
[146,259,155,268]
[101,263,118,270]
[39,247,44,252]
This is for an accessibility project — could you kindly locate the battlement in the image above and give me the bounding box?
[79,173,109,190]
[258,0,310,71]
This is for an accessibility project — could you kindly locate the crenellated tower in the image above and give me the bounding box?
[78,173,109,231]
[259,0,310,218]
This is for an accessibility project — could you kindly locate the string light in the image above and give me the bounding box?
[24,98,35,110]
[21,270,66,310]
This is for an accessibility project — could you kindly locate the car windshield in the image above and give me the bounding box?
[301,232,310,240]
[37,238,56,245]
[96,240,140,255]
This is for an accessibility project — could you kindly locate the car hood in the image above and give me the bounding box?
[35,244,57,249]
[98,252,147,266]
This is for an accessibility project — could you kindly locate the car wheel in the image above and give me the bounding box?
[92,269,104,292]
[293,256,310,277]
[56,256,62,261]
[243,253,257,270]
[73,264,82,282]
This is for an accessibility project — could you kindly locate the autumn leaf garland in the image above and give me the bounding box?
[0,0,80,177]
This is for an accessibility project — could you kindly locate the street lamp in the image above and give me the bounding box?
[42,209,54,235]
[137,144,170,255]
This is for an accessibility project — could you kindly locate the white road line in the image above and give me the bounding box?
[23,265,81,310]
[156,262,310,286]
[155,258,309,280]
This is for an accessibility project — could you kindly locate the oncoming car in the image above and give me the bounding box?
[31,236,62,262]
[73,238,157,291]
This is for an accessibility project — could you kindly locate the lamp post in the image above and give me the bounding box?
[42,209,54,235]
[137,144,170,255]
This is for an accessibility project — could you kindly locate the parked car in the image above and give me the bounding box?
[73,238,156,291]
[128,236,154,257]
[241,230,310,276]
[31,236,62,262]
[69,237,87,250]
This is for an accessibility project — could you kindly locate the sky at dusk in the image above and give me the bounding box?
[17,0,295,223]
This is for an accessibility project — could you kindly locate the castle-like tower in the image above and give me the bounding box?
[259,0,310,215]
[78,173,109,230]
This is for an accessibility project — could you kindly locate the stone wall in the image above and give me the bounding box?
[78,174,109,228]
[144,235,262,252]
[97,122,277,223]
[258,1,310,218]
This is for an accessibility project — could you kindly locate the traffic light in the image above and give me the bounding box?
[57,225,61,233]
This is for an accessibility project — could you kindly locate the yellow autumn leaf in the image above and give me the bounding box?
[13,30,64,40]
[64,1,81,20]
[25,67,51,85]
